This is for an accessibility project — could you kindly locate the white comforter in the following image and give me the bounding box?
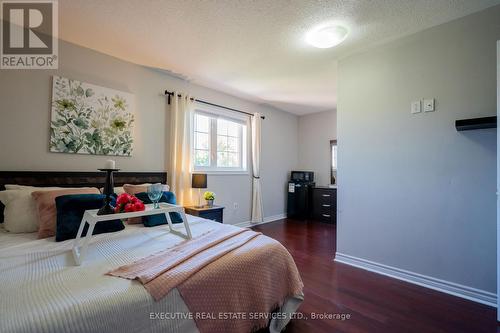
[0,217,302,333]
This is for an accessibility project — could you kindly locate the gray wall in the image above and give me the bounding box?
[0,39,298,225]
[496,41,500,310]
[337,5,499,293]
[298,110,337,186]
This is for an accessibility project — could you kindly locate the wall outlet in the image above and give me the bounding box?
[423,98,435,112]
[411,100,421,114]
[233,202,238,210]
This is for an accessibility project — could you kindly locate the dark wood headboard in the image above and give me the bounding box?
[0,171,167,222]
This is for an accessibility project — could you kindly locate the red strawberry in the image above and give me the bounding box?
[116,194,131,205]
[124,203,134,212]
[134,202,145,211]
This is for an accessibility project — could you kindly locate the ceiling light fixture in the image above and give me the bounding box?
[306,24,348,49]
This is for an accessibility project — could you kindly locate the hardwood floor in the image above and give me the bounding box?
[252,219,497,333]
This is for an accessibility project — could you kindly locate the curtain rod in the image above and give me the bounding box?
[164,90,265,119]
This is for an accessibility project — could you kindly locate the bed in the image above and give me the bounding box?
[0,171,303,333]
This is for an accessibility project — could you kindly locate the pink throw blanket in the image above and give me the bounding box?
[108,225,303,332]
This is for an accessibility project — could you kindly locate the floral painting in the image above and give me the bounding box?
[50,76,134,156]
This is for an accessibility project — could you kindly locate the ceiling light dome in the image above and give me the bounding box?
[306,24,348,49]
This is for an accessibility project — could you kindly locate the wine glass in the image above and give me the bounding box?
[147,183,163,209]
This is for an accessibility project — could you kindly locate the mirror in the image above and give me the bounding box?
[330,140,337,184]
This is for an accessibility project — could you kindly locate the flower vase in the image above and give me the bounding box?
[206,199,214,208]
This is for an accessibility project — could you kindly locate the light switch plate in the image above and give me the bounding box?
[423,98,435,112]
[411,100,421,114]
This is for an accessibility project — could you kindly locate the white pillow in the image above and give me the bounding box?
[0,187,62,233]
[5,184,37,190]
[5,185,64,190]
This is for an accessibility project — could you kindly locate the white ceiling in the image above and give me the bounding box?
[59,0,500,115]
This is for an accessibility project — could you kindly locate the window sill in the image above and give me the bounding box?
[193,169,250,176]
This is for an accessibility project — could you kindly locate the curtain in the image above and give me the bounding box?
[169,92,195,206]
[251,113,264,223]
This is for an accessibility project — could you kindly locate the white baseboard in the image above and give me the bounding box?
[334,252,496,307]
[234,213,287,228]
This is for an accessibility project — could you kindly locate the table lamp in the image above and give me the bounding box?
[191,173,207,208]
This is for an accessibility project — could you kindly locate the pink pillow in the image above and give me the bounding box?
[123,184,151,195]
[123,183,170,195]
[32,188,100,239]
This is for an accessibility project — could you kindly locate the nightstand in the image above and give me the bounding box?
[184,205,224,223]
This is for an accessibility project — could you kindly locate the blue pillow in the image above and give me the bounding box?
[134,191,183,227]
[55,194,124,242]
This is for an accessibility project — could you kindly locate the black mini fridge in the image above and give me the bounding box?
[287,171,315,219]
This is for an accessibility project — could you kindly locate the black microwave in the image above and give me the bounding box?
[290,171,314,182]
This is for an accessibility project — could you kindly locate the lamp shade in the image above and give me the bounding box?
[191,173,207,189]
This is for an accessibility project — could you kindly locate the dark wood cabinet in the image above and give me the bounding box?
[312,187,336,223]
[184,205,224,223]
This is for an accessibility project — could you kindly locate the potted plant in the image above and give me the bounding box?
[203,191,216,207]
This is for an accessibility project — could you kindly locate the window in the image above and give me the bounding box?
[193,114,211,167]
[330,140,337,184]
[193,109,247,173]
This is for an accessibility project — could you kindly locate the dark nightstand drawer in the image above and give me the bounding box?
[184,206,224,223]
[200,210,223,222]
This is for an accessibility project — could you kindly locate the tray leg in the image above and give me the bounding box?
[180,211,192,239]
[72,214,97,265]
[164,211,192,240]
[79,221,97,263]
[165,211,174,232]
[72,215,88,265]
